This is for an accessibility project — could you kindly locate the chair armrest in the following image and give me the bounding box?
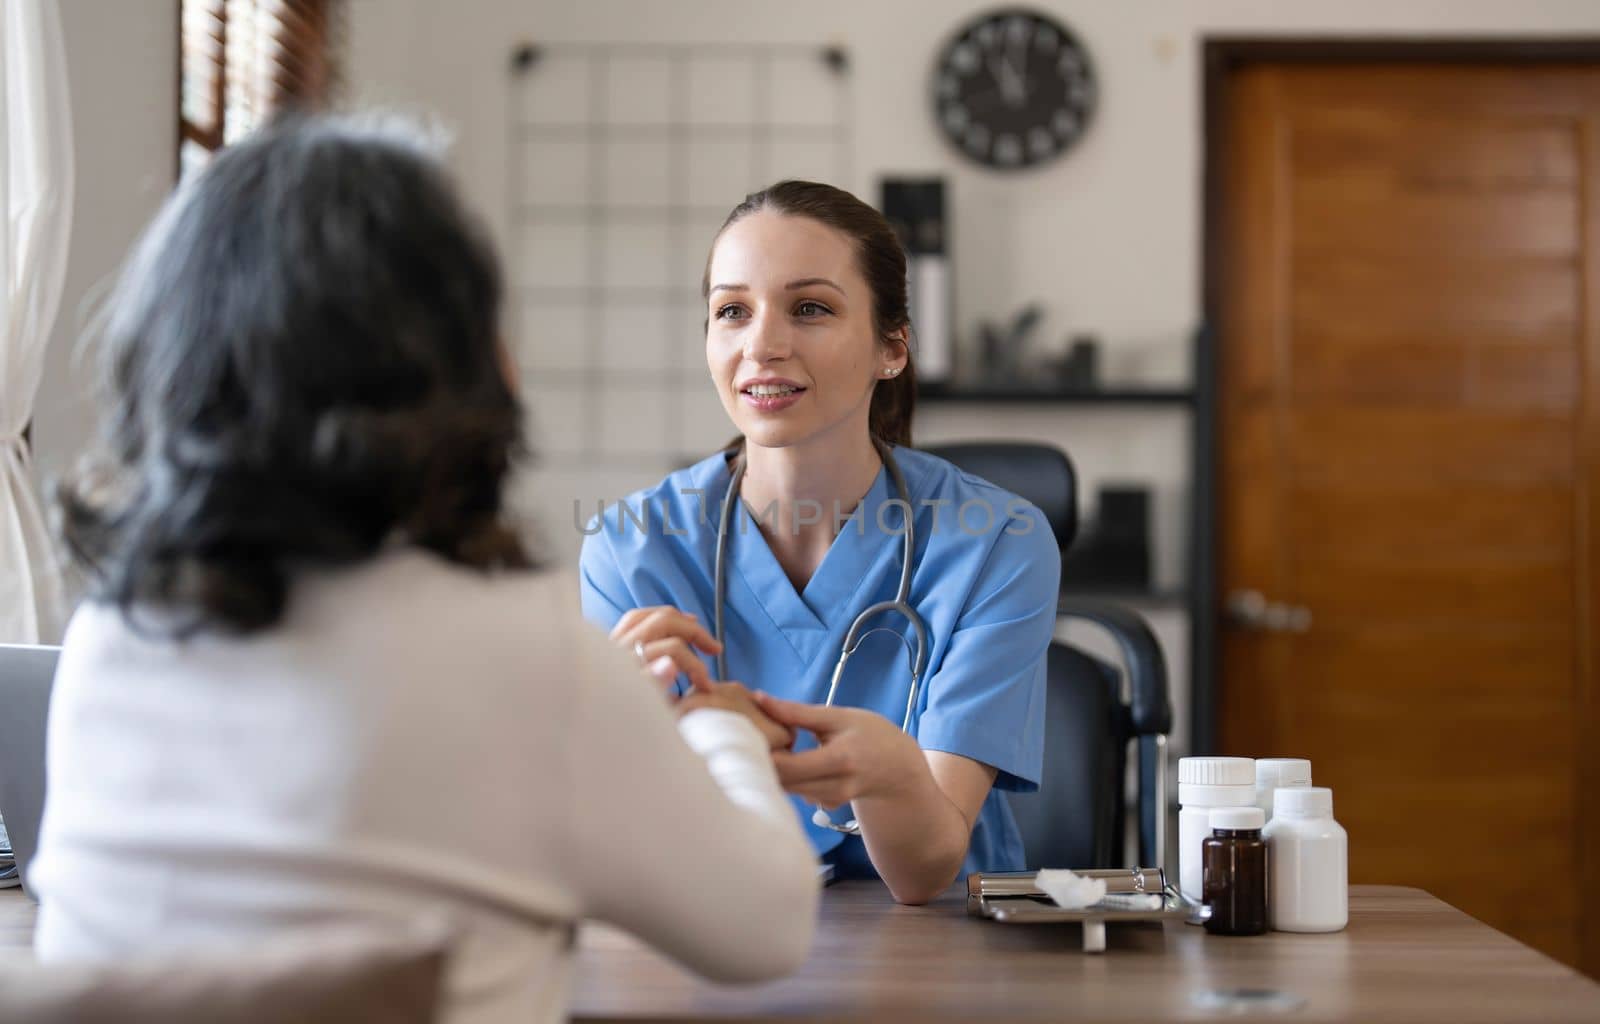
[1054,597,1173,736]
[1056,598,1174,871]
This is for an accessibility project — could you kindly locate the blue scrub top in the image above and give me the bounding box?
[577,445,1060,876]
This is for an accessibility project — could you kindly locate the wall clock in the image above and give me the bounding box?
[932,8,1096,170]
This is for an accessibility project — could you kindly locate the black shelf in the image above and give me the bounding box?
[918,384,1193,405]
[920,324,1214,755]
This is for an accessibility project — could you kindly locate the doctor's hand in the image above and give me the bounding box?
[610,605,722,696]
[677,682,796,750]
[751,693,924,809]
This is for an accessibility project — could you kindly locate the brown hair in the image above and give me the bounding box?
[702,180,915,448]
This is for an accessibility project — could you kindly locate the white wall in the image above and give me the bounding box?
[342,0,1600,758]
[33,0,177,494]
[345,0,1600,359]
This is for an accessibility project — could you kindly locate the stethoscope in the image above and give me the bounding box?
[713,437,928,836]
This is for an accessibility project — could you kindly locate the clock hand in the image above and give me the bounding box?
[986,54,1024,106]
[984,56,1007,101]
[1011,26,1030,88]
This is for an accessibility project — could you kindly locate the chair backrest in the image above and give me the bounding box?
[918,441,1077,549]
[1001,646,1126,869]
[921,441,1167,871]
[0,925,448,1024]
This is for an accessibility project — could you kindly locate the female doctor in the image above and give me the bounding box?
[579,181,1060,904]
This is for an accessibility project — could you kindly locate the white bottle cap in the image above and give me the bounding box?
[1179,756,1254,787]
[1211,806,1266,831]
[1255,758,1312,788]
[1274,786,1333,819]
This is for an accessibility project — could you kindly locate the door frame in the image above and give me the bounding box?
[1199,37,1600,978]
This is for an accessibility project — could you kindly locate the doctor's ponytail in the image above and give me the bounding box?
[705,180,916,448]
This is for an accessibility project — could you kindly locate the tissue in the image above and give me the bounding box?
[1035,869,1108,909]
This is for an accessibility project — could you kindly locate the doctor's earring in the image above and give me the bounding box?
[883,367,902,378]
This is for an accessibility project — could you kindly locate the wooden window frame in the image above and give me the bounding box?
[178,0,331,177]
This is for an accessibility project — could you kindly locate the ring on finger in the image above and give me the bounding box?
[633,641,648,665]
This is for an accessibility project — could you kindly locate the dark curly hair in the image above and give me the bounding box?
[56,114,533,635]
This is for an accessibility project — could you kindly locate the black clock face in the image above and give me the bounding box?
[932,8,1095,169]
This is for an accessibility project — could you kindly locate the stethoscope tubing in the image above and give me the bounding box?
[712,438,927,835]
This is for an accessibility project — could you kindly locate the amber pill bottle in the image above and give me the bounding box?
[1202,806,1268,936]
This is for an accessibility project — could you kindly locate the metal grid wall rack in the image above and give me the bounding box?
[508,43,852,471]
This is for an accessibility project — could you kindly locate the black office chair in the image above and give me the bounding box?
[921,442,1173,871]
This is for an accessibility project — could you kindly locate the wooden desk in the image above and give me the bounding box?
[6,883,1599,1021]
[570,883,1600,1022]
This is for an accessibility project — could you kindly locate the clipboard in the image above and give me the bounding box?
[966,869,1190,953]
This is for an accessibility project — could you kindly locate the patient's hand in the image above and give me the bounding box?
[677,681,795,751]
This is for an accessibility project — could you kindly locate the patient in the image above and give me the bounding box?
[32,115,818,1022]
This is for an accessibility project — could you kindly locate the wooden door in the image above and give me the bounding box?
[1215,60,1600,972]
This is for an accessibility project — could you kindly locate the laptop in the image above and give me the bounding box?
[0,644,58,899]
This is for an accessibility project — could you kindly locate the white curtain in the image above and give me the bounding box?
[0,0,74,644]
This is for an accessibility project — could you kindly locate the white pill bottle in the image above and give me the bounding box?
[1177,756,1255,904]
[1253,757,1312,822]
[1263,786,1348,932]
